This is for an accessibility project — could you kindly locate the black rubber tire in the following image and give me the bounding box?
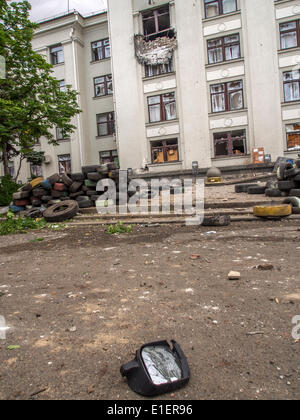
[277,162,293,181]
[97,165,109,175]
[82,165,101,175]
[69,191,84,199]
[23,208,43,219]
[266,180,278,190]
[289,189,300,198]
[43,200,79,222]
[41,195,53,203]
[285,167,300,179]
[70,173,85,182]
[32,188,48,198]
[235,184,258,193]
[202,215,231,227]
[86,190,98,197]
[13,191,30,200]
[295,159,300,169]
[278,180,296,191]
[51,190,66,199]
[21,183,33,192]
[76,196,89,202]
[61,173,73,187]
[69,181,83,193]
[78,200,93,208]
[292,207,300,214]
[87,172,102,181]
[247,185,266,195]
[47,173,60,186]
[283,196,300,207]
[265,189,283,197]
[31,198,42,207]
[91,195,101,202]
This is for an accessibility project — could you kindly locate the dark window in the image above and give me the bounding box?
[30,164,43,178]
[148,92,177,123]
[151,139,179,164]
[58,154,71,174]
[94,75,113,97]
[8,161,14,178]
[204,0,237,18]
[56,127,67,141]
[210,80,243,112]
[283,70,300,102]
[142,6,171,40]
[50,45,64,65]
[99,150,119,167]
[97,112,115,137]
[207,34,240,64]
[214,130,246,157]
[91,39,111,62]
[145,62,173,77]
[280,21,300,50]
[286,123,300,151]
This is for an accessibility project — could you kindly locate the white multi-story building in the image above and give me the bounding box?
[2,0,300,182]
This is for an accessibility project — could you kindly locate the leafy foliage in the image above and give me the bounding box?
[106,222,133,235]
[0,211,47,235]
[0,1,81,174]
[0,175,20,205]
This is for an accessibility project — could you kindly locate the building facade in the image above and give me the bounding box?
[2,0,300,182]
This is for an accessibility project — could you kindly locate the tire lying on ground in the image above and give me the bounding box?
[278,180,296,191]
[235,184,258,193]
[61,173,73,187]
[289,189,300,198]
[247,185,266,195]
[78,199,93,208]
[47,173,60,186]
[43,200,79,223]
[253,204,292,218]
[87,172,102,182]
[265,188,283,197]
[70,173,85,182]
[283,196,300,208]
[285,167,300,179]
[23,208,43,219]
[202,215,231,227]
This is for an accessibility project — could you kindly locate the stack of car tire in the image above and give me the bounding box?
[10,163,119,221]
[235,159,300,215]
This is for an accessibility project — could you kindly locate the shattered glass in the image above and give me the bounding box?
[141,345,183,385]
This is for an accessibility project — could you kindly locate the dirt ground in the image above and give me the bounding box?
[0,219,300,401]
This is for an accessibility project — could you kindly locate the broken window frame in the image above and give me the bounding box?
[96,112,115,137]
[94,74,113,97]
[204,0,237,19]
[286,123,300,151]
[91,38,111,62]
[283,70,300,102]
[30,164,43,178]
[58,154,71,174]
[151,139,179,164]
[214,130,247,158]
[142,6,171,40]
[145,61,173,78]
[280,20,300,50]
[147,92,177,123]
[210,80,244,113]
[50,44,64,65]
[99,150,119,167]
[56,126,68,141]
[207,34,241,64]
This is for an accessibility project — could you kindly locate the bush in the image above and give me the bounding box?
[0,176,20,206]
[0,211,47,236]
[106,221,133,235]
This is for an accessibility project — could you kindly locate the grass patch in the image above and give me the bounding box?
[106,221,133,235]
[0,211,47,236]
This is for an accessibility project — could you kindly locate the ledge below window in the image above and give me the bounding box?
[212,154,251,161]
[147,161,182,168]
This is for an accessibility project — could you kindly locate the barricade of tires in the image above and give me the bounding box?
[9,163,119,221]
[235,159,300,217]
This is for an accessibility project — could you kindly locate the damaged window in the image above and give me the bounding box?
[214,130,246,157]
[91,39,111,62]
[210,80,243,113]
[286,123,300,151]
[58,154,71,174]
[94,75,113,97]
[207,34,240,64]
[99,150,119,167]
[97,112,115,137]
[30,164,43,178]
[280,21,299,50]
[148,92,177,123]
[204,0,237,19]
[283,70,300,102]
[145,61,173,78]
[142,6,171,40]
[151,139,179,164]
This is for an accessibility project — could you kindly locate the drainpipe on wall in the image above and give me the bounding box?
[70,14,83,169]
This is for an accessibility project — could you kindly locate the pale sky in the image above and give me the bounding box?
[27,0,107,21]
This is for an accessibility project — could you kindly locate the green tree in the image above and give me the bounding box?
[0,0,81,176]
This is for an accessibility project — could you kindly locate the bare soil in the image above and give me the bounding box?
[0,220,300,400]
